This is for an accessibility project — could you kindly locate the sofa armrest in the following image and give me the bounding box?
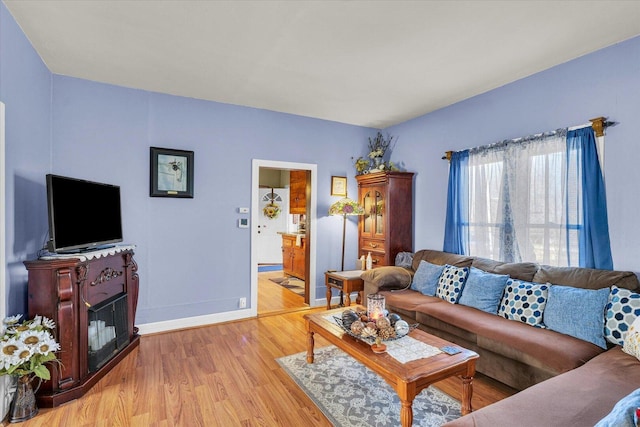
[361,266,414,292]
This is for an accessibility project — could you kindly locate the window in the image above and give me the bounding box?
[445,127,612,269]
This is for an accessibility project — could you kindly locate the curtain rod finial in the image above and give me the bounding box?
[442,151,453,161]
[589,117,606,137]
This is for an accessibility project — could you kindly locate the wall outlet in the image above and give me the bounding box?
[239,297,247,308]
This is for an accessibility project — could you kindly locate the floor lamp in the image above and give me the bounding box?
[329,197,365,271]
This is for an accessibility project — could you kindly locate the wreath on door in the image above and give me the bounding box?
[263,203,281,219]
[262,188,281,219]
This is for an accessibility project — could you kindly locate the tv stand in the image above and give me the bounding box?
[24,246,139,407]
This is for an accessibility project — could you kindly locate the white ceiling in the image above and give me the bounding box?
[4,1,640,128]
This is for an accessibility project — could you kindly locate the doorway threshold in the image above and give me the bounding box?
[257,306,313,318]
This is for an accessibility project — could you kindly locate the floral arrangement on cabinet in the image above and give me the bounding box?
[354,131,401,175]
[0,314,60,380]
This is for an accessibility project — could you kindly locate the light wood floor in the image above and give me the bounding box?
[258,270,309,316]
[15,309,516,426]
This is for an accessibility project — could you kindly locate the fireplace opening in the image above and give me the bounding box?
[88,293,130,373]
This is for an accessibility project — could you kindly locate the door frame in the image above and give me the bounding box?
[251,159,317,313]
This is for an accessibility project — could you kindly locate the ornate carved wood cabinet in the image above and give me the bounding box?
[24,246,140,407]
[356,171,414,267]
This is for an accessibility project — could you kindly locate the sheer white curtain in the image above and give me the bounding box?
[467,130,578,266]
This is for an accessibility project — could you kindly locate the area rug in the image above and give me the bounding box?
[277,345,461,427]
[269,276,305,296]
[258,264,283,272]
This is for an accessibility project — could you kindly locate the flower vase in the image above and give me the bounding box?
[372,156,383,169]
[8,375,38,423]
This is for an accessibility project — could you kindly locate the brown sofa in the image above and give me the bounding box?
[361,249,640,393]
[444,346,640,426]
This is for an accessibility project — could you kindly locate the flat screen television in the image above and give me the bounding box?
[46,174,123,253]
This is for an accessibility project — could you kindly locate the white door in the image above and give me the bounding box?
[257,188,289,264]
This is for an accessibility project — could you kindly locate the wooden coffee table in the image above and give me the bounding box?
[304,308,478,427]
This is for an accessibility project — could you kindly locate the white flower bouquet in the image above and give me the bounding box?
[0,315,60,380]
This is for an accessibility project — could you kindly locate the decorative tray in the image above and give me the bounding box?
[333,315,418,345]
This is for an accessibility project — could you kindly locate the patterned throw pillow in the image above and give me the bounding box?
[435,264,469,304]
[498,279,549,328]
[623,316,640,361]
[605,286,640,346]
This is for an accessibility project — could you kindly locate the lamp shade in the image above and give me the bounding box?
[329,197,365,216]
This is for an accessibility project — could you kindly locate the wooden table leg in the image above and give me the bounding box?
[344,292,352,307]
[461,375,474,415]
[306,328,315,363]
[400,399,413,427]
[355,291,362,305]
[325,287,332,310]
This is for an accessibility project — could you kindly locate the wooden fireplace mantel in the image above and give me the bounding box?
[24,246,140,407]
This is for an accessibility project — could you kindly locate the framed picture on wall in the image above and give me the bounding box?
[331,176,347,197]
[150,147,194,198]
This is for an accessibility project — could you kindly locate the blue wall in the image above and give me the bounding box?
[51,77,371,323]
[0,3,52,313]
[386,34,640,272]
[2,2,640,325]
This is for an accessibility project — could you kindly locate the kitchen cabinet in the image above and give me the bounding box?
[356,171,414,267]
[281,234,305,279]
[289,170,307,215]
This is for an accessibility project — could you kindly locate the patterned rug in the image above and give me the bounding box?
[277,346,461,427]
[269,276,305,296]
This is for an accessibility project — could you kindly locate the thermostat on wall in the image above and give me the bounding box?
[238,218,249,228]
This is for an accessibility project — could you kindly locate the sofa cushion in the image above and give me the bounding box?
[605,286,640,346]
[435,265,469,303]
[498,279,549,328]
[416,301,603,374]
[410,260,445,296]
[595,388,640,427]
[379,289,443,318]
[533,265,640,291]
[411,249,473,271]
[443,347,640,427]
[544,285,609,349]
[458,267,509,314]
[623,316,640,361]
[471,257,538,282]
[360,266,413,291]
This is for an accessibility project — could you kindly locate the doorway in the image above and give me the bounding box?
[251,160,317,316]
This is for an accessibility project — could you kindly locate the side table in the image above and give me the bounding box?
[325,270,365,310]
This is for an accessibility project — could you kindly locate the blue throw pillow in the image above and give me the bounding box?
[458,267,509,314]
[410,261,445,296]
[498,279,549,328]
[595,388,640,427]
[544,285,609,349]
[605,286,640,346]
[435,264,470,304]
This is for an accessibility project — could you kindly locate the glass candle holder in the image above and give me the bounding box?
[367,294,386,320]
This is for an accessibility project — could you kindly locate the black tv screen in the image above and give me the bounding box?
[46,174,123,253]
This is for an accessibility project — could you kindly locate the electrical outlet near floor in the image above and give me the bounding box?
[239,297,247,308]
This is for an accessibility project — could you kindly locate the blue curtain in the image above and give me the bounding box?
[443,150,469,254]
[566,128,613,269]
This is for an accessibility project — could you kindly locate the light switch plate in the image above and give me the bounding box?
[238,207,249,214]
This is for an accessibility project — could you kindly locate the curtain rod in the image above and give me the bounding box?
[442,116,615,161]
